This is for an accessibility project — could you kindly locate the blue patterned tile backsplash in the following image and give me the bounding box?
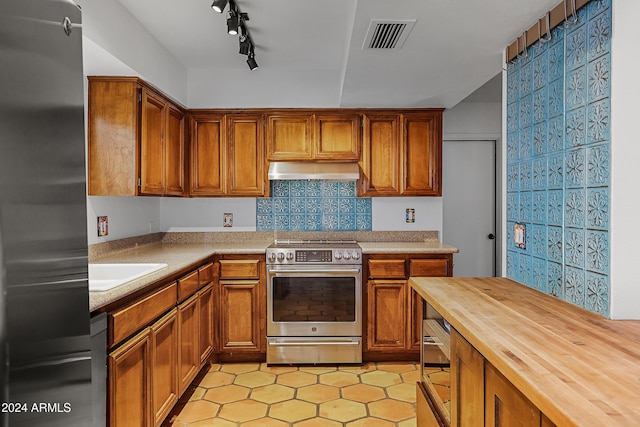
[256,180,372,231]
[506,0,611,317]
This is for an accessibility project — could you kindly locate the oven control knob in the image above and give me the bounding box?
[352,251,360,260]
[286,252,294,260]
[268,252,276,262]
[343,252,351,260]
[277,252,285,261]
[334,252,342,260]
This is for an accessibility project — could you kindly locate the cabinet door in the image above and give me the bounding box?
[165,105,185,196]
[140,89,167,195]
[485,362,541,427]
[408,288,423,351]
[402,112,442,196]
[451,328,484,427]
[314,113,361,160]
[416,381,447,427]
[359,113,401,196]
[189,114,226,196]
[226,114,266,196]
[178,294,199,395]
[220,279,262,351]
[109,329,152,427]
[366,280,407,351]
[150,309,178,427]
[198,283,215,365]
[87,78,139,196]
[266,113,314,160]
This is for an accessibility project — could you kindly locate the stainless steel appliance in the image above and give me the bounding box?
[422,301,451,367]
[266,240,362,364]
[0,1,92,425]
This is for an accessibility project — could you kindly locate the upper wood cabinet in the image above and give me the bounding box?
[188,112,266,197]
[88,77,185,197]
[227,114,266,196]
[359,109,443,197]
[189,113,225,196]
[266,113,313,160]
[266,111,361,161]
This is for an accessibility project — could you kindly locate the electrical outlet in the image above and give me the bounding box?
[223,213,233,227]
[405,208,415,223]
[97,216,108,236]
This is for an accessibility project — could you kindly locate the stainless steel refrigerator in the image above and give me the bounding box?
[0,0,92,425]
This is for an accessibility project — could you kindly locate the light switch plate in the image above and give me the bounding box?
[223,213,233,227]
[405,208,415,223]
[97,216,108,236]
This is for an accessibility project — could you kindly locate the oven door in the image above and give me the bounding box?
[266,265,362,338]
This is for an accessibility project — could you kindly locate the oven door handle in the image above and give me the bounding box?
[269,268,361,276]
[268,340,360,347]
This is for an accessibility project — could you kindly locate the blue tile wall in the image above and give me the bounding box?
[256,180,372,231]
[506,0,611,316]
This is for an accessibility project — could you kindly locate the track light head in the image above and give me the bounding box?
[247,50,258,71]
[227,11,238,35]
[211,0,227,13]
[239,37,251,55]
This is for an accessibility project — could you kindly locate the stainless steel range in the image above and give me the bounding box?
[266,240,362,364]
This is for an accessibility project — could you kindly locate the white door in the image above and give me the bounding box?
[443,140,496,277]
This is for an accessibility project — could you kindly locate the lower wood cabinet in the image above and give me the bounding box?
[107,261,217,427]
[450,328,484,427]
[367,280,407,350]
[485,363,541,427]
[177,294,199,395]
[365,254,452,359]
[198,282,215,364]
[449,328,557,427]
[151,309,178,427]
[218,256,265,359]
[109,329,152,427]
[219,279,262,352]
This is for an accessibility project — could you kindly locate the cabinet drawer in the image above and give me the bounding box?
[178,270,199,303]
[368,259,406,279]
[410,259,449,277]
[199,262,215,284]
[220,260,260,279]
[111,282,177,346]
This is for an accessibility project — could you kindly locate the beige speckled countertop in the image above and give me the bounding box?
[89,231,458,312]
[89,242,270,312]
[359,241,458,254]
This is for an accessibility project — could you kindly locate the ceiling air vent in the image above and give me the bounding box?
[362,19,416,50]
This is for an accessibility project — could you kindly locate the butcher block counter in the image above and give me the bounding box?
[409,276,640,427]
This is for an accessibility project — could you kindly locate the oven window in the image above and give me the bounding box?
[272,277,356,322]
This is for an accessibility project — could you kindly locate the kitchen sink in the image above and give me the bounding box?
[88,263,169,292]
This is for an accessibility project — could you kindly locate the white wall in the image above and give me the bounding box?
[188,68,343,108]
[87,197,161,244]
[610,0,640,319]
[77,0,187,103]
[160,198,257,232]
[372,198,442,234]
[443,102,502,139]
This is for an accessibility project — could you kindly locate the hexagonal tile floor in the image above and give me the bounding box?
[164,362,421,426]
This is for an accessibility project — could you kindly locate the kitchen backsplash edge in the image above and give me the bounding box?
[88,231,440,260]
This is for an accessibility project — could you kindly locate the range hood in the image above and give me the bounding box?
[268,162,360,181]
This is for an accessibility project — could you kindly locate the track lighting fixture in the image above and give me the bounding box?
[238,19,252,55]
[239,36,251,55]
[226,11,238,35]
[247,49,258,71]
[211,0,227,13]
[211,0,259,70]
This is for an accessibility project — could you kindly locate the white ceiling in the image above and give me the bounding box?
[116,0,559,109]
